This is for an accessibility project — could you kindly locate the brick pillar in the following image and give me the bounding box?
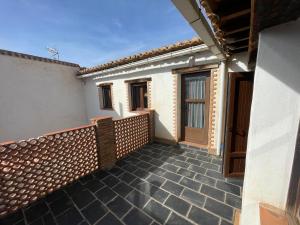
[91,116,116,170]
[142,109,155,144]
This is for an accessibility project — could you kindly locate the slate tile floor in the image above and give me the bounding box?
[0,143,243,225]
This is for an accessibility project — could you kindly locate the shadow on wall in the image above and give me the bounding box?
[119,102,124,118]
[154,111,176,143]
[258,19,300,94]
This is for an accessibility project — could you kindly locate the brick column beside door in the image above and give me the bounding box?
[91,116,117,169]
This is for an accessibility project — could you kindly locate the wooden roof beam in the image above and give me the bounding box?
[220,8,251,24]
[224,26,250,36]
[228,45,248,51]
[225,37,249,44]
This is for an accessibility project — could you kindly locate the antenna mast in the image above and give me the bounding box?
[46,47,59,60]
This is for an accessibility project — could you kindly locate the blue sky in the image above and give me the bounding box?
[0,0,196,67]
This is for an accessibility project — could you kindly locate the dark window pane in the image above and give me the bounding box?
[131,82,147,111]
[102,85,112,109]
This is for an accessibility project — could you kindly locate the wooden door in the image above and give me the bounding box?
[181,72,210,145]
[224,72,254,177]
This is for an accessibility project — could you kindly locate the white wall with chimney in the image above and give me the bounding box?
[0,55,88,142]
[241,19,300,225]
[82,49,218,142]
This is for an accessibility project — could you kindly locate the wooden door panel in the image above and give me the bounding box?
[181,72,210,145]
[224,72,254,177]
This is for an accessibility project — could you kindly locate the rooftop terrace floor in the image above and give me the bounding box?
[0,143,243,225]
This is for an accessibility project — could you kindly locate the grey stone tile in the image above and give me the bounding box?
[221,219,233,225]
[196,155,212,163]
[108,167,124,176]
[95,187,117,204]
[107,196,132,218]
[151,167,167,176]
[206,169,225,180]
[71,189,95,209]
[188,165,206,174]
[133,169,150,179]
[0,210,23,225]
[226,178,244,187]
[201,162,219,171]
[204,198,233,220]
[113,182,133,197]
[123,208,152,225]
[25,201,49,223]
[43,213,56,225]
[126,190,150,208]
[186,158,202,166]
[195,174,217,186]
[165,195,190,215]
[96,213,123,225]
[122,164,138,173]
[161,163,179,173]
[181,188,206,207]
[49,194,72,216]
[102,175,120,187]
[173,160,189,168]
[146,174,166,187]
[136,182,169,203]
[161,181,184,195]
[188,206,219,225]
[162,171,182,182]
[118,172,136,184]
[81,200,107,224]
[56,207,83,225]
[150,159,163,166]
[216,181,241,196]
[225,193,242,209]
[212,158,223,165]
[180,177,201,191]
[166,213,194,225]
[201,184,225,202]
[84,179,105,193]
[143,200,170,224]
[177,168,195,179]
[137,161,153,170]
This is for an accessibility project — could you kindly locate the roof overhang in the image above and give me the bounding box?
[78,44,210,79]
[172,0,226,60]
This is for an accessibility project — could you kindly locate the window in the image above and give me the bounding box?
[100,85,112,109]
[130,82,148,111]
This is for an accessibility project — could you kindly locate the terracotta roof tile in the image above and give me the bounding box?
[0,49,80,67]
[78,37,203,75]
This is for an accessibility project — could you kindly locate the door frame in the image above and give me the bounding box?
[223,72,254,177]
[180,71,211,146]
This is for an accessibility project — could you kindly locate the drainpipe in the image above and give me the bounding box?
[216,61,227,156]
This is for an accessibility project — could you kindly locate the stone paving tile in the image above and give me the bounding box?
[165,195,190,216]
[0,143,243,225]
[81,200,107,224]
[204,197,234,221]
[201,184,225,202]
[143,200,170,224]
[123,208,153,225]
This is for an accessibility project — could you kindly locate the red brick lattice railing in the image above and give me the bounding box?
[113,113,150,159]
[0,125,98,217]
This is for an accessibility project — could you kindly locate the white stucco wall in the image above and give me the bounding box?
[0,55,88,142]
[82,50,218,141]
[228,52,252,73]
[241,19,300,225]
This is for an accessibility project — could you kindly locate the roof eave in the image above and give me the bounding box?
[171,0,226,60]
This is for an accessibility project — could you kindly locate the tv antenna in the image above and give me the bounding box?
[46,47,59,60]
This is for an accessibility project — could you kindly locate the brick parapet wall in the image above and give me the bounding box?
[0,112,153,217]
[0,125,98,217]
